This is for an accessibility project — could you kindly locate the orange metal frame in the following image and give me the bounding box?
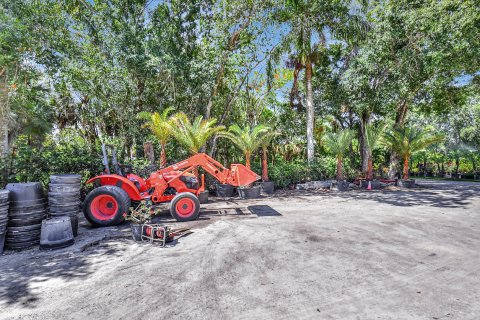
[87,153,260,204]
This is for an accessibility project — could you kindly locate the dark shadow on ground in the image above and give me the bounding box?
[270,180,480,209]
[248,205,282,216]
[0,241,127,308]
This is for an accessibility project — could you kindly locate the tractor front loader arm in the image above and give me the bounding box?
[158,153,260,187]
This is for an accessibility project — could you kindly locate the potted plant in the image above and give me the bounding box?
[260,131,280,194]
[323,129,354,191]
[138,107,175,168]
[219,124,271,199]
[362,123,385,189]
[124,202,158,241]
[383,126,443,188]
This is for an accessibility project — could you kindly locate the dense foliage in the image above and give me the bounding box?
[1,0,479,188]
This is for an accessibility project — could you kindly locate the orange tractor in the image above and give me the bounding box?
[83,145,260,227]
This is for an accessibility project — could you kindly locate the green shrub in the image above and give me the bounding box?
[252,157,330,189]
[1,135,102,188]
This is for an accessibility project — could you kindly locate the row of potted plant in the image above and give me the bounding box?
[140,111,278,196]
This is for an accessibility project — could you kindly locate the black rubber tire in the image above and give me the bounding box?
[83,186,130,227]
[169,192,200,222]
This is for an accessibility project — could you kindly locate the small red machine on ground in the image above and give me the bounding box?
[83,145,260,227]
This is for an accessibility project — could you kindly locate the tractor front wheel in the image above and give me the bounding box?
[170,192,200,222]
[83,186,131,227]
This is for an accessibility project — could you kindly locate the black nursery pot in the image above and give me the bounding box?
[395,179,415,188]
[216,184,235,197]
[238,186,261,199]
[261,181,275,194]
[198,191,209,204]
[331,180,349,191]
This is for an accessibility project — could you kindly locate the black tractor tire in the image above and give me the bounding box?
[83,186,130,227]
[170,192,200,222]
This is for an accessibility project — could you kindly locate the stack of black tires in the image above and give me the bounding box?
[0,190,9,254]
[48,174,82,237]
[5,183,47,250]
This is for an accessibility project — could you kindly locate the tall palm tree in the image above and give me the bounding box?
[218,124,271,169]
[383,127,443,180]
[260,131,280,181]
[365,124,386,180]
[272,0,358,163]
[138,107,175,167]
[324,129,354,181]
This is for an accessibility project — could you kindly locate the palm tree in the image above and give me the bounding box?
[218,124,271,169]
[138,107,175,167]
[168,112,225,155]
[324,129,354,181]
[272,0,358,163]
[260,131,280,181]
[383,127,444,180]
[365,124,386,180]
[167,112,224,179]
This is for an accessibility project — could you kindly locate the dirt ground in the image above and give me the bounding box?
[1,179,479,320]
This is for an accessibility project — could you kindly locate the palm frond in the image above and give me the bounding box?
[167,112,224,154]
[324,129,354,158]
[218,124,272,156]
[382,126,444,158]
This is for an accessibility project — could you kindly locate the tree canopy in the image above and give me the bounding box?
[1,0,479,186]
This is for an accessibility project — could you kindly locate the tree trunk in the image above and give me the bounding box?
[455,158,460,175]
[388,100,408,179]
[305,58,314,163]
[159,144,167,168]
[395,100,408,127]
[289,62,303,109]
[388,153,399,179]
[359,112,370,175]
[403,156,409,180]
[367,156,373,180]
[336,156,343,181]
[0,69,9,158]
[245,152,251,169]
[261,147,268,181]
[143,142,155,166]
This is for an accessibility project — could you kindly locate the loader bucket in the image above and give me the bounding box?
[228,164,261,186]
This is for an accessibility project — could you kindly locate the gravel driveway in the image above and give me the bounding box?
[1,179,479,319]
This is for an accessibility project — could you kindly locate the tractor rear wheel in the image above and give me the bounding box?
[170,192,200,222]
[83,186,131,227]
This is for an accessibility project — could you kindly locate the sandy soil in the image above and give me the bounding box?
[1,179,479,319]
